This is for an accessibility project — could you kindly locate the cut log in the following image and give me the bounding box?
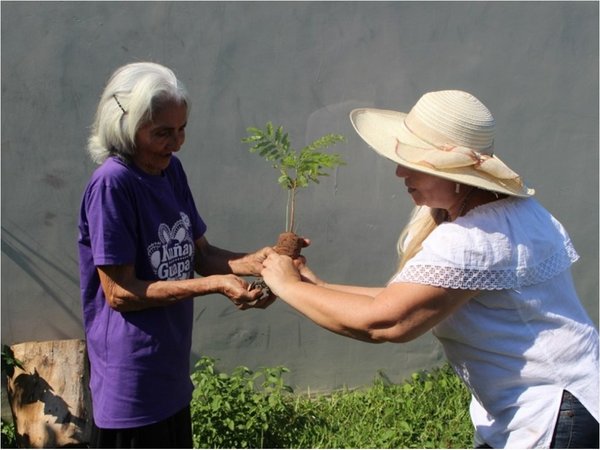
[5,339,92,448]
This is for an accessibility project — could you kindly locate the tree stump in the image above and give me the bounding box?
[5,339,92,448]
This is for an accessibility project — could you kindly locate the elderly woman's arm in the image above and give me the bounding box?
[97,264,261,313]
[261,253,476,343]
[194,236,273,277]
[95,236,275,313]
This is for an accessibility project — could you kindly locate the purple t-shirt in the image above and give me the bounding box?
[78,155,207,428]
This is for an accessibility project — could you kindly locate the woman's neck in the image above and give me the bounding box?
[447,188,506,221]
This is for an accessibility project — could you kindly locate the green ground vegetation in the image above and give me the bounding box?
[1,358,473,449]
[190,357,472,448]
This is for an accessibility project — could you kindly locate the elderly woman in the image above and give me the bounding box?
[78,62,272,448]
[260,90,599,448]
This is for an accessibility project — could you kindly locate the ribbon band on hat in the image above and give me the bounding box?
[395,138,523,184]
[399,117,523,184]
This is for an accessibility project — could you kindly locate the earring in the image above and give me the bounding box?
[455,183,461,194]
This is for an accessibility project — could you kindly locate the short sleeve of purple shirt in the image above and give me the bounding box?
[78,156,207,428]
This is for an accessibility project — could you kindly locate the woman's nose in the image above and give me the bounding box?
[395,165,411,178]
[170,131,185,152]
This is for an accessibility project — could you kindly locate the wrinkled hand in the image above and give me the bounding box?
[298,237,311,251]
[241,279,277,310]
[217,274,265,310]
[240,246,277,277]
[261,253,302,298]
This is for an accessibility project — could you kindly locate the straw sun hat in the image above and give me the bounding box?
[350,90,534,197]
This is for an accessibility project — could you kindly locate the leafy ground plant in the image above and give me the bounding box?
[1,345,24,378]
[1,420,16,448]
[190,358,472,449]
[190,356,319,448]
[242,122,345,235]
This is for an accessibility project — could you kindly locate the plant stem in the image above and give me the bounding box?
[288,184,297,233]
[285,190,290,232]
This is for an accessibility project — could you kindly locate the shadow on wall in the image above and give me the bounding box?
[1,223,82,340]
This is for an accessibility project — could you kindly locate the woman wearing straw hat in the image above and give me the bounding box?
[260,91,599,448]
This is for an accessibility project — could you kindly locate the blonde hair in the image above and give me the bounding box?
[87,62,190,165]
[396,205,447,272]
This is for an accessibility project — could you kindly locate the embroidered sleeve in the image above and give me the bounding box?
[391,198,583,290]
[394,243,578,290]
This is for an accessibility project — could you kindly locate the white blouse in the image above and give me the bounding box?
[390,197,599,448]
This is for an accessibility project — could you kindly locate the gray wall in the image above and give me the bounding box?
[2,1,598,392]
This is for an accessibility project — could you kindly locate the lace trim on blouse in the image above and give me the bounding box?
[394,243,579,290]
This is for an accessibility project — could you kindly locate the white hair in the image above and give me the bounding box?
[87,62,190,164]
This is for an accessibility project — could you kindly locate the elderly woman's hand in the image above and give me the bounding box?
[215,274,266,309]
[240,282,278,310]
[239,246,278,276]
[242,237,311,277]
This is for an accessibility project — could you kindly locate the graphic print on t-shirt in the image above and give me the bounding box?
[147,212,195,280]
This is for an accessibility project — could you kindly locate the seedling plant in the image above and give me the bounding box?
[243,122,345,256]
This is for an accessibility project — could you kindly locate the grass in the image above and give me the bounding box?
[1,358,473,448]
[190,357,473,448]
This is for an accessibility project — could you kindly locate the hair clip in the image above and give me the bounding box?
[112,94,127,114]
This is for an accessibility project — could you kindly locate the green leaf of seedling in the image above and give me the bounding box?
[278,174,293,189]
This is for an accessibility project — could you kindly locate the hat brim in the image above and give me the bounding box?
[350,108,534,198]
